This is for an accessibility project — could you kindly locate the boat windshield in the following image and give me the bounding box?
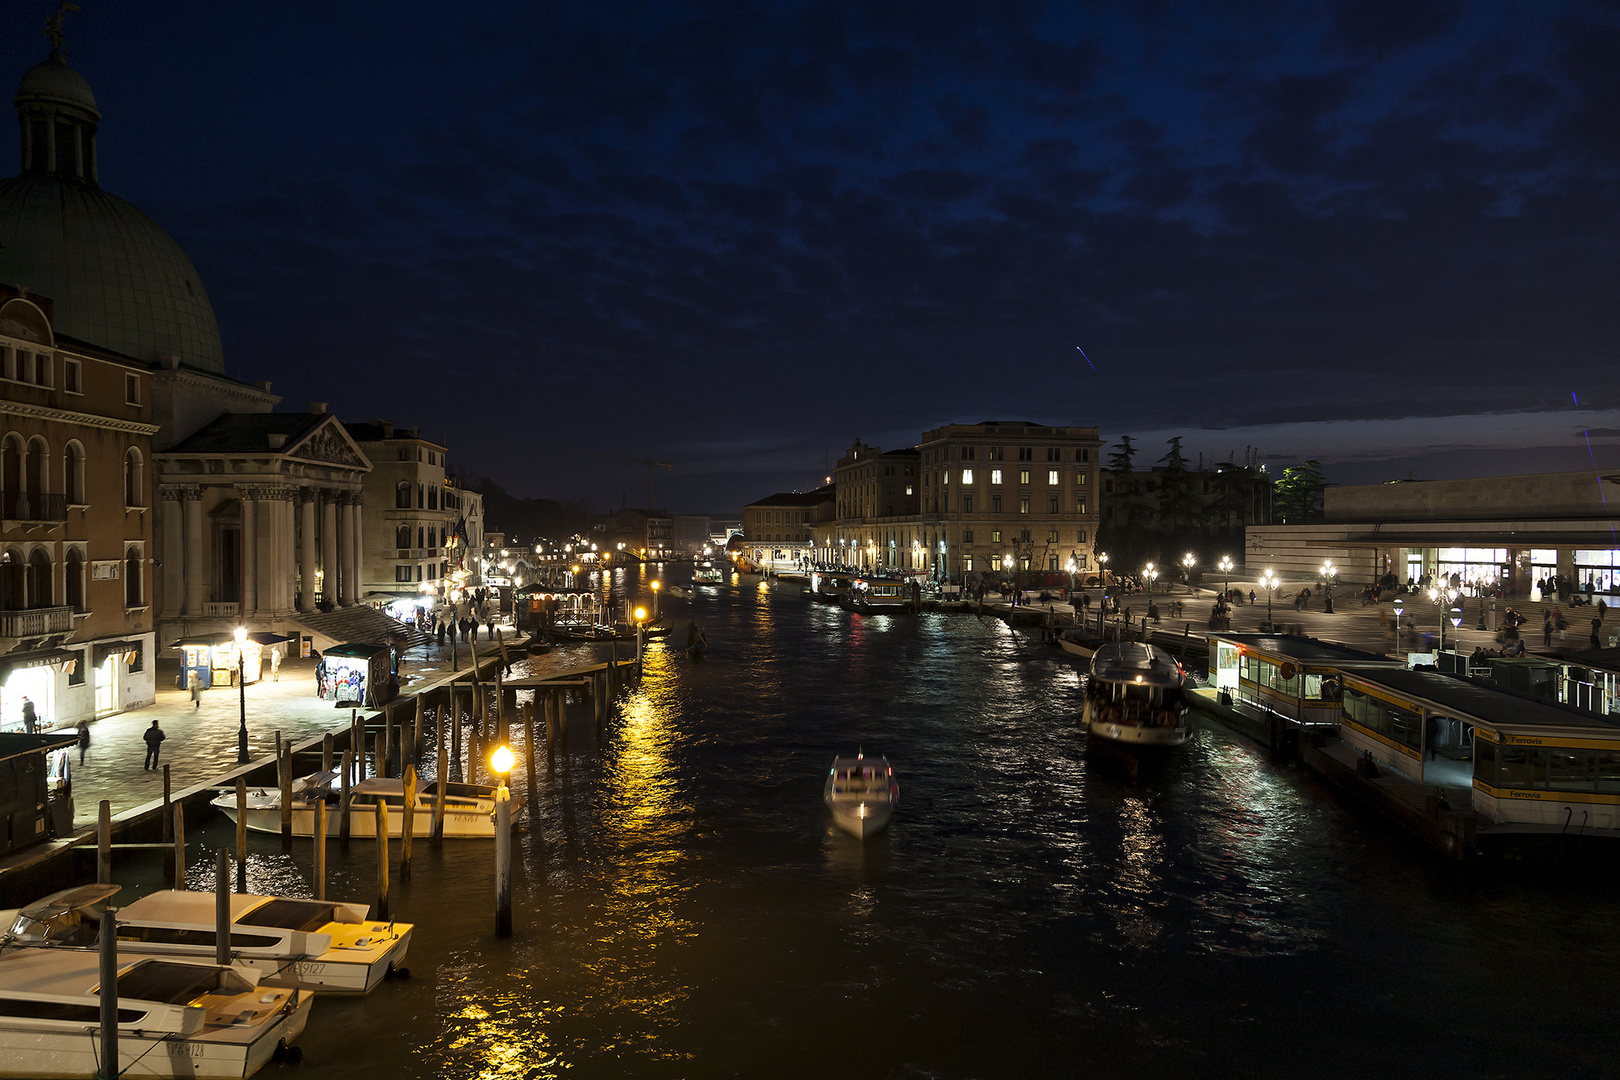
[237,899,339,933]
[115,962,239,1005]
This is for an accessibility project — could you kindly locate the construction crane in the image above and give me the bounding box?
[562,449,673,510]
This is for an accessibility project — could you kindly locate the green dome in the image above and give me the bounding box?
[15,59,97,115]
[0,173,224,372]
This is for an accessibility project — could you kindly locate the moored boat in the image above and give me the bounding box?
[842,577,912,614]
[808,570,855,603]
[1081,642,1191,748]
[0,949,310,1078]
[824,753,900,839]
[1,885,411,996]
[692,563,726,587]
[1057,627,1106,660]
[212,773,519,839]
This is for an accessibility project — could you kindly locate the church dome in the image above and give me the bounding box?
[1,53,224,374]
[0,174,224,372]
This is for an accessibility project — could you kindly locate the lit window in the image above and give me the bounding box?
[992,530,1002,543]
[1048,470,1059,486]
[905,485,913,496]
[962,469,973,485]
[991,469,1002,485]
[1019,470,1029,485]
[1019,495,1030,514]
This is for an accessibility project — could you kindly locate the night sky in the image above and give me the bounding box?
[4,1,1618,513]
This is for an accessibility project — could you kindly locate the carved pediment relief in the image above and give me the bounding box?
[287,420,370,470]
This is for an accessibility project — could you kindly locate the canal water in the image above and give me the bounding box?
[179,567,1619,1078]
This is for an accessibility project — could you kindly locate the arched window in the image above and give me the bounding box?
[439,527,446,547]
[125,547,142,607]
[396,482,411,509]
[428,486,438,510]
[65,548,84,612]
[395,525,411,549]
[0,548,24,611]
[63,442,85,505]
[124,448,144,507]
[416,483,424,509]
[417,526,425,549]
[27,548,51,609]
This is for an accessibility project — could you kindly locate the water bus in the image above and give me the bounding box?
[1082,642,1192,748]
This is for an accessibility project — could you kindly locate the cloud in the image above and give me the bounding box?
[1330,0,1464,60]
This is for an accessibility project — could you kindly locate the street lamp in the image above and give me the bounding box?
[1066,556,1077,598]
[1428,585,1459,652]
[234,626,249,763]
[1218,555,1234,601]
[1320,560,1337,614]
[1259,568,1279,631]
[651,579,661,619]
[1182,552,1196,593]
[490,744,515,937]
[1473,571,1489,630]
[1393,596,1404,648]
[1143,563,1159,624]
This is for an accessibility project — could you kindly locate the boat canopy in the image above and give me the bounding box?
[1089,642,1183,688]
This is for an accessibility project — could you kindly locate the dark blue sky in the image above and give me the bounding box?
[5,1,1618,511]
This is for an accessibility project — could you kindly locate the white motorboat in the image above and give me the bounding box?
[1,885,412,996]
[1056,628,1105,660]
[692,563,727,587]
[824,754,900,839]
[1081,642,1192,748]
[0,948,310,1078]
[212,772,519,840]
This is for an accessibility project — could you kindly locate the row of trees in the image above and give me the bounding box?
[1095,436,1327,572]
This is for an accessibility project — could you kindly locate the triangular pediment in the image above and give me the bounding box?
[285,417,372,471]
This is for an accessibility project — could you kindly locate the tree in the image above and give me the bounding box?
[1106,435,1137,473]
[1157,436,1195,533]
[1273,460,1328,524]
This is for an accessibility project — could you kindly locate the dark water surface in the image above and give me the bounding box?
[182,568,1619,1078]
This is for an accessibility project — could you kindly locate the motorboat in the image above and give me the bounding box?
[0,948,310,1078]
[692,563,727,587]
[665,585,692,599]
[1056,627,1106,660]
[824,753,900,839]
[1081,642,1192,748]
[808,570,855,603]
[0,885,411,996]
[212,772,520,840]
[842,577,913,614]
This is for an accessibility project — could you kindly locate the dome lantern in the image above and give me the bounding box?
[15,3,99,184]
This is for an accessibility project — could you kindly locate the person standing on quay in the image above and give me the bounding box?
[76,719,89,765]
[20,696,36,734]
[142,720,166,771]
[190,677,202,709]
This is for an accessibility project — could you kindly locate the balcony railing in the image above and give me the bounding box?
[0,605,74,637]
[0,492,68,523]
[202,602,239,618]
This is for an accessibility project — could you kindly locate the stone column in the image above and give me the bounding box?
[183,487,207,616]
[353,493,365,600]
[158,486,185,619]
[321,492,339,607]
[337,493,355,606]
[262,489,293,615]
[239,490,257,618]
[299,489,318,613]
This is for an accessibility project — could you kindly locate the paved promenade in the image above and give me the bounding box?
[59,634,507,831]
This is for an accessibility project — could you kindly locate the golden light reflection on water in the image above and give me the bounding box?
[441,994,565,1079]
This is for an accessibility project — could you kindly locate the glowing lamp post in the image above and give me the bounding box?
[1473,571,1489,630]
[1320,560,1337,614]
[1260,568,1279,632]
[1218,556,1233,601]
[234,626,249,763]
[634,605,648,665]
[1182,552,1196,593]
[651,579,661,619]
[1429,585,1459,653]
[491,744,515,937]
[1143,563,1159,629]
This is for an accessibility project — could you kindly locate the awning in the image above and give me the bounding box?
[0,647,79,679]
[170,631,296,649]
[92,640,140,664]
[323,643,391,659]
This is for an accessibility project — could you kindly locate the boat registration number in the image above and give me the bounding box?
[292,961,328,976]
[166,1042,205,1057]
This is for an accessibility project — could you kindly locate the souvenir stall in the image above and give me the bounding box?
[172,634,259,690]
[316,643,397,707]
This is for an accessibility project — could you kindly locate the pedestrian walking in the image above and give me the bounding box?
[142,719,165,771]
[20,696,36,734]
[270,648,281,682]
[190,677,202,709]
[76,719,89,765]
[1543,612,1553,647]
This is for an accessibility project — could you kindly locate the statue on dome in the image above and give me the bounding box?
[45,2,83,63]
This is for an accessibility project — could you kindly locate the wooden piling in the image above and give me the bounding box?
[451,687,463,782]
[235,777,248,891]
[97,800,111,885]
[279,743,293,849]
[322,733,334,774]
[494,784,512,938]
[313,800,327,900]
[172,802,186,890]
[383,702,395,779]
[214,849,231,965]
[412,694,425,770]
[375,798,390,920]
[400,765,417,883]
[374,731,385,788]
[161,765,172,842]
[433,712,447,842]
[523,703,538,821]
[469,714,481,787]
[339,748,353,846]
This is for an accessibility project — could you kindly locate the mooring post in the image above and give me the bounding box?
[339,748,353,846]
[451,686,463,782]
[400,765,417,883]
[495,777,512,938]
[314,799,327,901]
[523,703,538,821]
[172,802,186,890]
[235,777,248,891]
[215,849,230,965]
[375,798,390,920]
[162,765,172,842]
[374,731,385,788]
[279,743,293,849]
[469,714,482,787]
[97,800,111,885]
[322,732,334,774]
[412,694,425,770]
[98,909,118,1078]
[433,710,447,842]
[384,702,396,778]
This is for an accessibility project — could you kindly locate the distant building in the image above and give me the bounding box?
[444,480,483,590]
[1247,470,1620,598]
[344,421,449,605]
[742,488,836,572]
